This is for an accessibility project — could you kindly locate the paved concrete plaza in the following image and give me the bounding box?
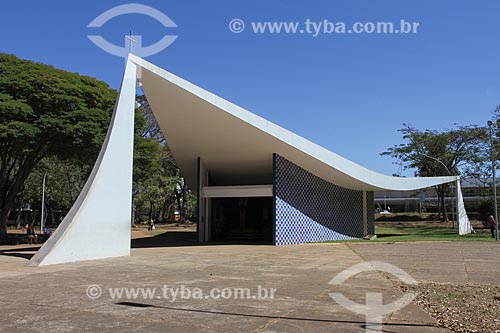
[348,242,500,285]
[0,240,498,332]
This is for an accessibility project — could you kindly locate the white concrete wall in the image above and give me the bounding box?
[29,58,137,266]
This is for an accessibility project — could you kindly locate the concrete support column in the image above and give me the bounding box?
[363,191,368,237]
[272,153,277,245]
[197,157,209,243]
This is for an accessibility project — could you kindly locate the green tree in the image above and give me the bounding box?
[0,54,116,237]
[133,96,174,223]
[136,95,165,144]
[382,124,486,221]
[132,94,193,223]
[22,156,92,227]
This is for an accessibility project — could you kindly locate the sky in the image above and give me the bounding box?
[1,0,500,176]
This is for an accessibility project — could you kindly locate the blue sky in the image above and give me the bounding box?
[2,0,500,176]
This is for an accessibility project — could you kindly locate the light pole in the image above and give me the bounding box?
[40,172,47,234]
[487,120,500,241]
[420,153,456,229]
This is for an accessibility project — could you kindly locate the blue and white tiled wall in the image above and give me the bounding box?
[273,154,373,245]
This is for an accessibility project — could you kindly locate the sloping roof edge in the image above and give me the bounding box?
[130,54,457,191]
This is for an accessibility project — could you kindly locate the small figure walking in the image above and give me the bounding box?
[43,226,51,238]
[488,215,496,239]
[27,225,37,245]
[148,218,155,231]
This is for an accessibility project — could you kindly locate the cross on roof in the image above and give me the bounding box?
[125,31,138,54]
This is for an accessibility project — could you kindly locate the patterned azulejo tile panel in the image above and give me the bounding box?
[274,154,370,245]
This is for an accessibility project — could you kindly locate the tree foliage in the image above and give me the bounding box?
[0,53,116,236]
[136,95,165,144]
[21,157,91,226]
[132,95,194,223]
[382,124,487,220]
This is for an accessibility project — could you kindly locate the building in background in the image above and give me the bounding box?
[375,178,490,214]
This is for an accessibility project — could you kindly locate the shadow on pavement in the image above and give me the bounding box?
[0,246,40,260]
[131,231,272,248]
[376,233,410,238]
[131,231,198,248]
[0,231,272,261]
[116,301,436,330]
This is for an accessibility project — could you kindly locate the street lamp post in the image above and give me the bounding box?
[420,153,456,229]
[487,120,499,241]
[40,172,47,235]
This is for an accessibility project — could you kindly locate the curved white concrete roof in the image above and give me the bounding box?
[130,54,457,191]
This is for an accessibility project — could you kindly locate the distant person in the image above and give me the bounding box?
[488,215,496,238]
[148,218,155,231]
[43,226,51,238]
[27,225,37,245]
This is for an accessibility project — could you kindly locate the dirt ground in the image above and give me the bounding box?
[131,222,196,239]
[402,283,500,333]
[350,241,500,333]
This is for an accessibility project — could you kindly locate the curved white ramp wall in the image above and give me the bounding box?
[457,180,473,235]
[29,58,137,266]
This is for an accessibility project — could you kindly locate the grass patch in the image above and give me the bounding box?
[322,221,495,243]
[374,224,494,242]
[375,212,440,222]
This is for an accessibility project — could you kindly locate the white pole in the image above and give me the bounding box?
[455,178,460,234]
[451,183,455,229]
[40,172,46,235]
[489,124,499,241]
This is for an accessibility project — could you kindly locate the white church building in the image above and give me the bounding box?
[29,55,472,266]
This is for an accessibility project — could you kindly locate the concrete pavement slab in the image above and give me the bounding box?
[0,242,448,332]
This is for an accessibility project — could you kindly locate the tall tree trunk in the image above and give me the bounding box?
[0,153,42,237]
[441,190,448,222]
[0,209,9,238]
[131,202,136,226]
[176,195,181,221]
[435,187,441,221]
[50,208,55,227]
[160,198,169,221]
[181,190,187,222]
[16,208,22,229]
[148,201,153,221]
[436,185,448,222]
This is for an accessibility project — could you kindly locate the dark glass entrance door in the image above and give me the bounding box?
[210,197,273,243]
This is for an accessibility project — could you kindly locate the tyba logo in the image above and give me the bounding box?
[328,261,418,333]
[87,3,177,58]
